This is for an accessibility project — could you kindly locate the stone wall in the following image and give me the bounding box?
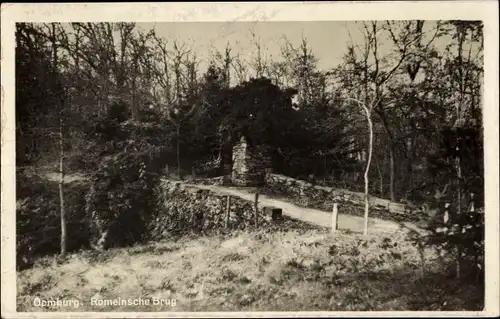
[264,173,415,215]
[148,179,280,241]
[231,135,272,187]
[185,175,231,186]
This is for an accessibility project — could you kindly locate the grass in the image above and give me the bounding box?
[17,228,483,312]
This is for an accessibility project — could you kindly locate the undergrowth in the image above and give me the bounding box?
[17,229,484,312]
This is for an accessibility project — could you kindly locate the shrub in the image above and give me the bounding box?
[85,151,160,249]
[421,126,484,280]
[84,119,168,250]
[16,171,90,270]
[422,205,484,280]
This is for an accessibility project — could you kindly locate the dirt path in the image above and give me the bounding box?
[187,183,426,235]
[39,170,425,235]
[44,172,89,183]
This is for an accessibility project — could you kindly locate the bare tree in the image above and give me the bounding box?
[249,29,266,78]
[129,28,156,120]
[49,23,67,256]
[343,97,380,235]
[151,31,172,105]
[230,53,249,85]
[116,23,136,104]
[446,21,483,218]
[149,34,198,177]
[58,23,137,115]
[223,44,232,88]
[211,43,235,88]
[337,22,383,235]
[280,36,320,107]
[341,21,437,201]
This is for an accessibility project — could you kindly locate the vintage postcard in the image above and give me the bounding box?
[1,1,499,318]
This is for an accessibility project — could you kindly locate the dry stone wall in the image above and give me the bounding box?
[185,175,231,186]
[148,179,278,241]
[264,173,415,215]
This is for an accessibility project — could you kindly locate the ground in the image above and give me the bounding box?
[17,170,484,312]
[17,228,483,312]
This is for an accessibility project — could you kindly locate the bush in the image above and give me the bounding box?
[422,206,484,280]
[84,118,169,250]
[420,126,484,280]
[64,150,98,174]
[85,151,160,250]
[16,171,90,270]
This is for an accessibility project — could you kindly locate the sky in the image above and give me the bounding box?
[52,20,464,80]
[133,20,461,80]
[136,21,361,73]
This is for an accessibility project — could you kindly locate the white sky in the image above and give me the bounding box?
[134,21,461,79]
[137,21,367,72]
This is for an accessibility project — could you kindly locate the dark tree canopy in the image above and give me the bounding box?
[220,77,299,147]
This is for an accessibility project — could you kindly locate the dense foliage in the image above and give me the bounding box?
[422,125,484,279]
[16,172,90,270]
[84,101,169,250]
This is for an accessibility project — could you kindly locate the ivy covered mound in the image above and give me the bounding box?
[84,101,169,251]
[85,149,160,250]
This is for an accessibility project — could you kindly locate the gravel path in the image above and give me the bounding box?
[187,183,427,235]
[40,171,425,235]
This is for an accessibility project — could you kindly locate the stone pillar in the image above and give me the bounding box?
[231,136,249,186]
[231,135,272,187]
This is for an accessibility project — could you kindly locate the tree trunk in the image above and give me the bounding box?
[176,125,181,178]
[388,143,396,201]
[377,109,397,201]
[377,160,384,198]
[404,121,418,200]
[404,137,415,200]
[52,23,67,257]
[131,72,138,120]
[456,150,463,214]
[454,24,466,217]
[362,107,374,236]
[406,159,413,199]
[59,113,67,256]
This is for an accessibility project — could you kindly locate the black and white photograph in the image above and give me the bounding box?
[1,2,499,317]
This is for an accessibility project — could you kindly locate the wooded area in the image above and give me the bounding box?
[16,21,484,281]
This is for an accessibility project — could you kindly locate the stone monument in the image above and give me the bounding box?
[231,134,272,187]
